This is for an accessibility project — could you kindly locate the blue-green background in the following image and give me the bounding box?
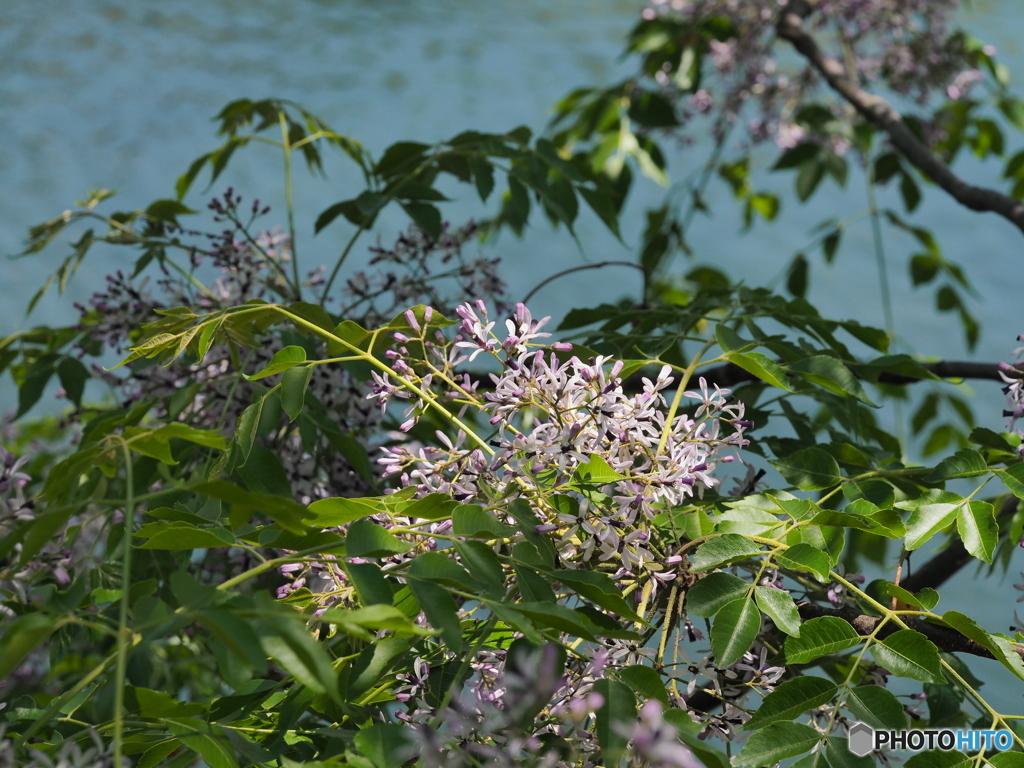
[2,0,1023,713]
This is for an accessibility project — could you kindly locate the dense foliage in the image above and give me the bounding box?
[4,2,1024,767]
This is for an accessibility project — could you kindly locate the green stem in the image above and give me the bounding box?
[14,640,140,748]
[865,159,906,458]
[656,337,720,455]
[272,306,493,452]
[320,224,366,305]
[830,571,1024,749]
[866,153,895,341]
[112,441,135,768]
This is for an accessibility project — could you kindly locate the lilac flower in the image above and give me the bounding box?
[1000,334,1024,453]
[377,301,749,573]
[627,701,703,768]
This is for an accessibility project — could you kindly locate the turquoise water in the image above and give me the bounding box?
[2,0,1023,714]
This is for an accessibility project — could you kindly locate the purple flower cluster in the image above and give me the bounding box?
[0,447,32,524]
[377,300,750,573]
[399,644,702,768]
[1000,333,1024,453]
[641,0,978,152]
[347,221,508,328]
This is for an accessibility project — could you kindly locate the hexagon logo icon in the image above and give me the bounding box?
[849,722,874,757]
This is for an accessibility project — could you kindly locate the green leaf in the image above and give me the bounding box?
[515,563,556,602]
[744,676,837,730]
[452,505,517,539]
[408,551,482,591]
[593,679,636,765]
[308,496,380,526]
[870,630,946,684]
[686,572,750,618]
[883,583,939,611]
[470,156,495,201]
[617,665,670,706]
[354,724,413,768]
[167,722,239,768]
[731,721,820,767]
[245,345,307,380]
[196,609,268,676]
[133,687,205,718]
[137,740,181,768]
[788,355,875,406]
[969,427,1017,454]
[346,519,413,558]
[925,448,988,481]
[323,605,428,636]
[771,447,843,490]
[400,201,442,239]
[451,541,504,597]
[377,141,430,178]
[407,579,462,651]
[1001,463,1024,499]
[726,351,792,391]
[774,543,831,583]
[787,253,809,298]
[901,495,962,551]
[956,500,997,562]
[716,324,756,353]
[690,534,763,572]
[785,617,860,664]
[280,365,312,421]
[347,562,393,606]
[754,586,802,636]
[510,601,599,641]
[0,614,57,681]
[773,142,819,170]
[234,397,269,462]
[796,157,824,201]
[135,521,236,549]
[905,752,970,768]
[400,493,459,521]
[195,480,310,534]
[506,499,557,566]
[677,732,729,768]
[711,598,761,667]
[845,685,908,731]
[56,357,89,406]
[940,611,1024,681]
[258,613,342,702]
[17,355,56,417]
[347,636,415,699]
[571,453,624,485]
[989,754,1024,768]
[550,568,643,622]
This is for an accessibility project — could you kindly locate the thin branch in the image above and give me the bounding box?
[521,261,646,305]
[797,602,1023,661]
[776,1,1024,235]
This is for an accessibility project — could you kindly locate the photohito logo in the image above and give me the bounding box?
[848,722,1015,757]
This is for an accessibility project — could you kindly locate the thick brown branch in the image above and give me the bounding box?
[797,602,1024,661]
[776,2,1024,235]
